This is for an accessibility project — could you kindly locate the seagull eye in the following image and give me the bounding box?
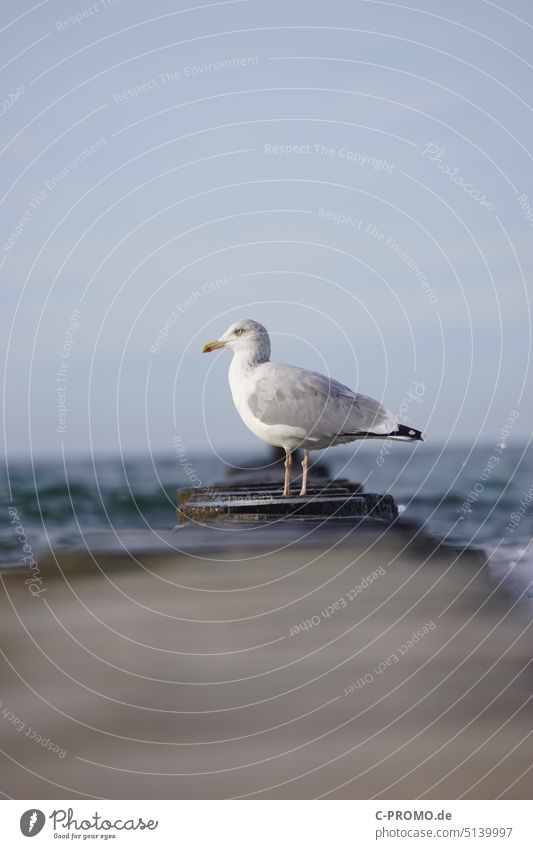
[234,328,244,336]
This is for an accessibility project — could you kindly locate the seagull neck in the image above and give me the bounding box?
[231,348,269,373]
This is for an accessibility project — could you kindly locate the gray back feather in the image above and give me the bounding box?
[247,363,396,437]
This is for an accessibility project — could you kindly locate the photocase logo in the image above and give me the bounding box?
[20,809,46,837]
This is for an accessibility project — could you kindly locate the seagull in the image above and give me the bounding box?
[202,319,423,497]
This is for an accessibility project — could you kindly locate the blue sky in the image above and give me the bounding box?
[1,0,532,458]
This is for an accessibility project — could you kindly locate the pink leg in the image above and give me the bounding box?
[299,449,309,497]
[283,449,293,497]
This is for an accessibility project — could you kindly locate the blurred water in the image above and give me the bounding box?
[2,443,532,597]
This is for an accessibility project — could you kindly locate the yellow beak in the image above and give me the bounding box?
[201,339,226,353]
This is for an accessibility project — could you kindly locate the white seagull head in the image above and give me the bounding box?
[201,319,271,362]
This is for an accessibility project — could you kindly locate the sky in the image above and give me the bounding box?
[1,0,532,460]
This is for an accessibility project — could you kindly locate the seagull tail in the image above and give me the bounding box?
[387,424,424,441]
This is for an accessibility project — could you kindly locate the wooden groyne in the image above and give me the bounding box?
[177,475,398,525]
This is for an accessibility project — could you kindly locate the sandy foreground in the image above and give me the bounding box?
[0,523,532,799]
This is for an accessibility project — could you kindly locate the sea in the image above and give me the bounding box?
[2,443,532,601]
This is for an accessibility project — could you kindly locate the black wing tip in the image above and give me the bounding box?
[390,424,424,441]
[339,426,424,441]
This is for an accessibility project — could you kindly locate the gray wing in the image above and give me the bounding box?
[247,363,397,438]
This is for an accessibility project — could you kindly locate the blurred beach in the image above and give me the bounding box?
[1,445,532,799]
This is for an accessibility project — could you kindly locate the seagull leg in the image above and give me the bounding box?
[283,449,293,497]
[299,449,309,497]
